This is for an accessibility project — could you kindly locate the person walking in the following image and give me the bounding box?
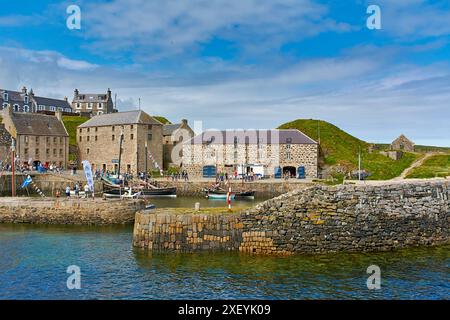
[65,185,71,198]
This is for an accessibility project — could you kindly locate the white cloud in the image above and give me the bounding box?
[80,0,352,59]
[0,43,449,147]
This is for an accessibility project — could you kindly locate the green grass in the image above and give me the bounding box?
[62,115,89,146]
[278,119,421,180]
[406,154,450,179]
[154,116,171,124]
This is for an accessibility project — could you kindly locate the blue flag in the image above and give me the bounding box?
[21,175,32,189]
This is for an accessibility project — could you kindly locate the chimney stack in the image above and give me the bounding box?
[21,86,27,94]
[55,110,62,122]
[74,89,79,98]
[181,119,188,126]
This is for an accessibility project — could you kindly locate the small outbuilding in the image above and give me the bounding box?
[391,134,415,152]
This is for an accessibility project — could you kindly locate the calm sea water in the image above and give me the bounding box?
[0,197,448,300]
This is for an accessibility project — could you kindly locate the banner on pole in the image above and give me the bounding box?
[82,160,94,192]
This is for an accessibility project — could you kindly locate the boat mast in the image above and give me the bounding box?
[11,137,16,197]
[117,126,124,178]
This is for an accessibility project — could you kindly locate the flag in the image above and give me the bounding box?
[82,160,94,192]
[21,175,32,189]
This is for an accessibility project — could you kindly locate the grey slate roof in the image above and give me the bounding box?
[73,93,108,102]
[186,129,317,145]
[10,112,68,136]
[78,110,162,128]
[33,96,71,109]
[163,123,182,136]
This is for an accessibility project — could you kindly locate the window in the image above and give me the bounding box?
[112,135,115,141]
[65,108,71,113]
[130,125,134,130]
[53,137,57,144]
[286,144,291,150]
[98,103,103,109]
[3,92,8,101]
[234,151,238,161]
[53,149,57,156]
[87,148,90,155]
[35,136,40,145]
[13,104,19,112]
[50,106,56,111]
[2,103,8,109]
[286,152,292,160]
[79,128,82,134]
[46,137,50,144]
[46,149,50,155]
[130,134,134,140]
[87,128,90,133]
[24,136,29,144]
[147,133,152,141]
[76,103,81,109]
[24,96,29,104]
[38,105,45,111]
[112,126,115,132]
[60,149,63,156]
[95,136,98,141]
[24,148,28,155]
[95,127,98,132]
[79,136,82,142]
[60,137,63,144]
[87,136,90,142]
[23,105,29,112]
[35,149,39,156]
[87,103,93,109]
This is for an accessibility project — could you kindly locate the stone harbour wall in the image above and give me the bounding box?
[133,180,449,254]
[0,198,147,225]
[158,180,314,198]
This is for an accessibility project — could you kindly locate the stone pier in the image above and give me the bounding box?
[0,197,147,225]
[133,180,449,254]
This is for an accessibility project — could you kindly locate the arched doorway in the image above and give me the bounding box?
[283,166,296,178]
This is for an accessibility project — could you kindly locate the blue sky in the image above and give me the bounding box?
[1,0,449,146]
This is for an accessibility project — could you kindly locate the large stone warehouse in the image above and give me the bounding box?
[181,129,318,179]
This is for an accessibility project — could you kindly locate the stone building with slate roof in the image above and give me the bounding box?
[72,88,115,116]
[162,119,194,169]
[1,107,69,168]
[77,110,163,174]
[0,86,72,113]
[182,129,318,178]
[391,134,415,152]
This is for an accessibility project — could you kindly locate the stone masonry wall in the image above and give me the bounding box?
[0,198,147,225]
[133,180,449,254]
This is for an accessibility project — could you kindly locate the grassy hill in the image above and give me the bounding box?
[62,115,90,146]
[278,119,421,180]
[154,116,171,124]
[406,154,450,179]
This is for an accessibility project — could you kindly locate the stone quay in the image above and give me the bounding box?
[0,197,147,225]
[133,180,449,254]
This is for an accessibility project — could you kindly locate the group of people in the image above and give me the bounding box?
[169,170,189,182]
[58,182,93,198]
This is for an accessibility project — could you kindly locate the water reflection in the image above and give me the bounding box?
[0,221,448,300]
